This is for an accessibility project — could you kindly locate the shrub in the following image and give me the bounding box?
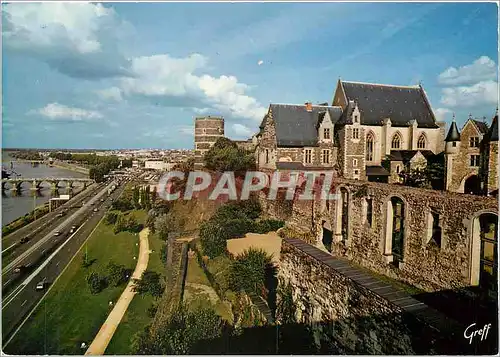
[111,198,133,212]
[229,248,273,296]
[105,211,119,225]
[203,137,255,173]
[132,271,163,297]
[160,243,168,264]
[106,261,128,287]
[134,304,227,355]
[253,219,285,234]
[147,304,158,318]
[87,272,107,294]
[220,218,256,239]
[199,221,228,258]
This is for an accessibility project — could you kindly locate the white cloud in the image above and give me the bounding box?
[3,3,131,79]
[232,123,254,138]
[30,103,103,121]
[116,53,267,121]
[96,87,123,102]
[434,108,453,121]
[178,126,194,135]
[438,56,497,86]
[440,80,498,108]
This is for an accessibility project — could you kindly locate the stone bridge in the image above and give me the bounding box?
[1,177,94,192]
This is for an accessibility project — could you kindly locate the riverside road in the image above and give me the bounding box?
[2,182,126,346]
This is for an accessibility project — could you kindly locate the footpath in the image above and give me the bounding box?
[85,228,150,355]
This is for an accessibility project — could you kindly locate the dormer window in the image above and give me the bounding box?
[324,128,331,140]
[354,115,359,123]
[352,128,359,139]
[469,137,480,148]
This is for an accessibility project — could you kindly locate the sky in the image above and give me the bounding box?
[2,2,498,149]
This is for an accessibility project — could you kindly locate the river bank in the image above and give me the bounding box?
[51,161,90,175]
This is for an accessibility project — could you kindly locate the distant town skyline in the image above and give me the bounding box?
[2,2,498,149]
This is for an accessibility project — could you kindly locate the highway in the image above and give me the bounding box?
[2,182,126,346]
[2,182,102,262]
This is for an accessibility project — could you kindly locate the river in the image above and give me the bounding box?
[2,152,89,226]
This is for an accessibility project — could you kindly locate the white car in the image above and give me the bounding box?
[36,279,47,291]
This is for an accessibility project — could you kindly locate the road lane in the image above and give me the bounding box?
[2,184,125,346]
[3,182,116,275]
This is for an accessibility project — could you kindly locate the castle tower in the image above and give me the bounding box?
[444,114,461,191]
[194,116,225,169]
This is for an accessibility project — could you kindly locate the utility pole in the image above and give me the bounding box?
[33,192,37,221]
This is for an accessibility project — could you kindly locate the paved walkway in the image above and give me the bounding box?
[85,228,150,356]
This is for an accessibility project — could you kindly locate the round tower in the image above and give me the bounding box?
[194,116,225,168]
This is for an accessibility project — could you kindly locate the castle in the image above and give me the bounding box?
[254,79,498,196]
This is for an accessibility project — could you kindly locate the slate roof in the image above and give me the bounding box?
[366,166,390,176]
[338,81,439,128]
[389,150,434,163]
[269,104,343,147]
[445,120,461,142]
[471,119,489,135]
[488,114,498,142]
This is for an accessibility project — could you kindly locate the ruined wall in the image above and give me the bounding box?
[194,116,225,168]
[279,239,474,354]
[487,141,498,194]
[262,178,498,292]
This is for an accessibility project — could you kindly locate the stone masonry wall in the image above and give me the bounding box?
[279,240,472,354]
[262,178,498,292]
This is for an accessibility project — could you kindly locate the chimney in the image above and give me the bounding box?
[305,102,313,112]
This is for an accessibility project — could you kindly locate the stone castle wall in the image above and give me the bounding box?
[261,178,497,292]
[279,238,490,354]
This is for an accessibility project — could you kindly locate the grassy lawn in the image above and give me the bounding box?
[6,210,146,355]
[105,232,165,355]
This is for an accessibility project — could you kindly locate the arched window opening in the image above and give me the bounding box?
[390,197,405,264]
[417,134,426,149]
[366,133,374,161]
[391,133,401,149]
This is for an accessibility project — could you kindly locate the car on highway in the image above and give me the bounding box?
[14,265,26,274]
[101,198,105,202]
[90,201,95,206]
[35,278,47,291]
[93,208,98,212]
[54,231,61,236]
[20,236,30,244]
[69,225,78,233]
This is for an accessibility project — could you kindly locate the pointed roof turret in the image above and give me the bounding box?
[445,113,461,142]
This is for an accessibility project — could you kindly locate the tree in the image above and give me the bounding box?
[132,271,163,297]
[105,211,119,225]
[87,272,106,294]
[203,137,255,173]
[229,248,273,296]
[107,261,128,287]
[133,304,227,355]
[199,221,229,258]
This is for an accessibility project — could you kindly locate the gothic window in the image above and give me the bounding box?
[304,149,312,164]
[391,133,401,149]
[452,142,457,147]
[353,159,358,167]
[265,149,269,164]
[354,115,359,123]
[324,128,331,140]
[470,137,480,148]
[322,149,330,164]
[352,128,359,139]
[417,134,426,149]
[366,133,374,161]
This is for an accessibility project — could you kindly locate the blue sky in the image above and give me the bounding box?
[2,2,498,149]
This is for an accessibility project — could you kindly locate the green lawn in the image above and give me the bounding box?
[6,210,146,355]
[105,232,166,355]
